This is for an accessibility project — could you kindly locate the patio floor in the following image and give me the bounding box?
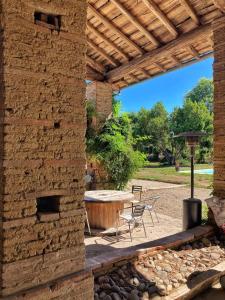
[85,212,182,258]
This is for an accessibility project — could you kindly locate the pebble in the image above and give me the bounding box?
[111,293,121,300]
[220,275,225,290]
[210,252,221,260]
[95,235,225,299]
[163,264,172,272]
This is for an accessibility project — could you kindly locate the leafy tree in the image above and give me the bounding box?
[129,102,169,157]
[170,99,213,163]
[185,78,213,112]
[86,96,145,189]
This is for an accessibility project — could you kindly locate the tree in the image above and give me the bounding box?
[170,99,213,163]
[86,96,145,189]
[129,102,169,156]
[185,78,213,112]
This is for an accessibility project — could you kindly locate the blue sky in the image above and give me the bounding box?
[119,57,213,113]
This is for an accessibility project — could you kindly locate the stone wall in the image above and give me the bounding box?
[206,15,225,230]
[0,0,92,298]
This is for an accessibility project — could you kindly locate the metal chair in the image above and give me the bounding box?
[131,185,143,212]
[85,208,91,236]
[116,205,147,242]
[143,195,160,225]
[132,185,143,201]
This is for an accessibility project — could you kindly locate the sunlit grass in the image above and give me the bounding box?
[134,163,213,189]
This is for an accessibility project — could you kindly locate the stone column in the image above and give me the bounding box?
[86,81,113,128]
[0,0,93,299]
[206,16,225,231]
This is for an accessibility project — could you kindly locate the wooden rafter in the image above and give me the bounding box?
[188,45,200,59]
[86,66,104,81]
[126,73,138,82]
[213,0,225,12]
[171,55,182,66]
[141,0,178,37]
[111,0,159,47]
[86,56,105,74]
[88,3,144,54]
[87,38,119,67]
[105,24,211,82]
[154,62,166,72]
[87,22,129,61]
[139,68,151,78]
[179,0,200,25]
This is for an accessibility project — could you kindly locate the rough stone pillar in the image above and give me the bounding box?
[206,16,225,231]
[86,81,113,127]
[0,1,93,299]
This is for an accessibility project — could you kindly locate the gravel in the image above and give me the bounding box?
[138,187,211,219]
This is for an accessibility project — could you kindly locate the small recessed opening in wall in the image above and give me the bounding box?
[37,196,60,213]
[34,12,61,31]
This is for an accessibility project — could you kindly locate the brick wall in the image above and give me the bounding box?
[213,15,225,197]
[0,0,92,297]
[86,81,113,125]
[206,16,225,229]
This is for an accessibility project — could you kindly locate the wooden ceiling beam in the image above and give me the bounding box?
[87,38,119,67]
[86,56,105,74]
[171,55,182,66]
[139,68,151,78]
[188,45,200,59]
[111,0,159,47]
[86,66,105,81]
[213,0,225,12]
[88,3,144,54]
[105,24,211,82]
[154,62,166,72]
[126,74,138,82]
[179,0,200,25]
[87,22,129,61]
[141,0,178,37]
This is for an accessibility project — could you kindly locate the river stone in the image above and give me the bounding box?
[111,293,121,300]
[99,291,107,299]
[94,293,100,300]
[163,264,172,272]
[99,276,110,284]
[210,252,221,260]
[103,296,112,300]
[202,238,211,247]
[220,275,225,290]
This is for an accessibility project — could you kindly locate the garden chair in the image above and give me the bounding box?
[116,204,147,242]
[131,185,143,212]
[85,208,91,236]
[132,185,143,201]
[142,195,160,225]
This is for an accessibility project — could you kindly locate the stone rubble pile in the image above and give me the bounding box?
[94,235,225,300]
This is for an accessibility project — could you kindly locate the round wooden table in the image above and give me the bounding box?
[85,190,134,230]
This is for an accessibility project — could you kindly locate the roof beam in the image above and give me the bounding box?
[154,62,166,72]
[171,55,182,66]
[111,0,159,47]
[141,0,178,37]
[188,45,200,59]
[139,68,151,78]
[213,0,225,12]
[86,66,104,81]
[87,22,129,61]
[86,56,105,74]
[105,24,211,82]
[87,38,119,67]
[88,3,144,54]
[179,0,200,25]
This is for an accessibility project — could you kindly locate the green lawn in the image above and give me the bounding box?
[134,163,213,189]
